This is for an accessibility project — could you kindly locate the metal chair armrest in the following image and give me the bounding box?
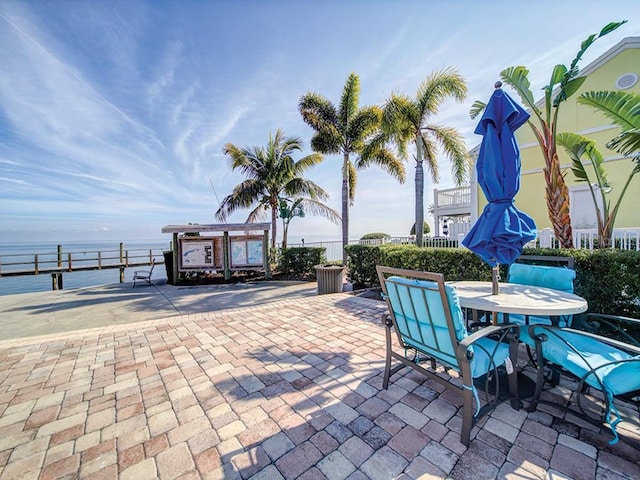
[533,325,640,356]
[459,323,520,349]
[580,313,640,348]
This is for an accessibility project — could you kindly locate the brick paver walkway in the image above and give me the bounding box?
[0,295,638,479]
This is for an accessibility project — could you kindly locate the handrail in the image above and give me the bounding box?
[0,246,165,277]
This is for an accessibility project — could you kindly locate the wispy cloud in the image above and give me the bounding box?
[1,1,638,243]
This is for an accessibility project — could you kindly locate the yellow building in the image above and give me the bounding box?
[515,36,639,234]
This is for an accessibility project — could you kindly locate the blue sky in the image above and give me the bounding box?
[1,0,639,245]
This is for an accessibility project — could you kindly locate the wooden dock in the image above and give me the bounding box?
[0,244,165,290]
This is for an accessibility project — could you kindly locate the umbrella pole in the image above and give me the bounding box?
[492,265,500,295]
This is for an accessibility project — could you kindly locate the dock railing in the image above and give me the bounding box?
[0,244,165,289]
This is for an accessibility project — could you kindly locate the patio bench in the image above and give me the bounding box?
[377,266,520,446]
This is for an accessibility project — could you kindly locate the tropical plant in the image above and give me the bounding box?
[470,21,626,248]
[383,67,470,247]
[278,197,340,249]
[578,90,640,163]
[557,90,640,247]
[215,129,329,259]
[557,132,638,248]
[299,72,406,263]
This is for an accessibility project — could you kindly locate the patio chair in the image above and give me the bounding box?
[377,266,519,446]
[504,256,576,348]
[133,258,155,287]
[528,324,640,444]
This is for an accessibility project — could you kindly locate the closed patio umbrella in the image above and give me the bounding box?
[462,82,537,294]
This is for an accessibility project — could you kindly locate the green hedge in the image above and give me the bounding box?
[345,244,640,318]
[277,247,326,277]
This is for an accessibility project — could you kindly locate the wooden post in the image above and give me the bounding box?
[35,254,39,274]
[119,266,125,283]
[98,251,102,269]
[263,229,271,279]
[51,272,63,290]
[68,253,72,270]
[57,245,62,267]
[223,232,230,280]
[120,243,124,264]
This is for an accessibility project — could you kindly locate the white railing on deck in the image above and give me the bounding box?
[435,186,471,207]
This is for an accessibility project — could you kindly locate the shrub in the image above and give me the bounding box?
[410,222,431,235]
[277,247,325,277]
[360,232,391,240]
[346,244,640,319]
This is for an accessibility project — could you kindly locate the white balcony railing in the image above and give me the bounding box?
[435,186,471,208]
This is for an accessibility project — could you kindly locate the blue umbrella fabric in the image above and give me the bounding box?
[462,86,537,268]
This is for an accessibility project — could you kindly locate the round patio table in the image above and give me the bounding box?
[448,281,588,324]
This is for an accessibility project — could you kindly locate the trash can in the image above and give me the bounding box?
[315,264,346,295]
[163,250,174,285]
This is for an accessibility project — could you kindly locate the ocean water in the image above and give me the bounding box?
[0,236,347,296]
[0,241,170,296]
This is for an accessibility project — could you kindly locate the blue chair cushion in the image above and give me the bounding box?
[504,264,577,345]
[386,276,511,378]
[530,327,640,395]
[508,263,576,293]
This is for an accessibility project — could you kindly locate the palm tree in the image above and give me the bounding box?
[383,67,470,247]
[215,129,329,259]
[278,197,340,249]
[299,73,405,264]
[470,21,626,248]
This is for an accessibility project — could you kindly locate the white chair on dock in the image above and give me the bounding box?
[133,259,155,287]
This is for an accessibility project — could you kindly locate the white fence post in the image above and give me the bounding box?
[539,228,553,248]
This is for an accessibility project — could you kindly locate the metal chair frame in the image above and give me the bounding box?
[377,266,519,446]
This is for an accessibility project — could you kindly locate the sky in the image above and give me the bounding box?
[1,0,639,245]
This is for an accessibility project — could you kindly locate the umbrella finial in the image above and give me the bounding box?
[494,81,502,89]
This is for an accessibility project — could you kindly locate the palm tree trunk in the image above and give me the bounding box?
[543,151,574,248]
[270,202,278,262]
[342,153,350,264]
[282,220,289,249]
[415,138,424,247]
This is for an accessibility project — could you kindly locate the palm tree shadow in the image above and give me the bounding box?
[209,344,389,478]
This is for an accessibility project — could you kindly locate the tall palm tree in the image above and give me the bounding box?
[299,73,405,264]
[470,21,626,248]
[215,129,329,258]
[383,67,470,247]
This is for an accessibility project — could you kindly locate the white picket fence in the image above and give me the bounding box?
[289,227,640,262]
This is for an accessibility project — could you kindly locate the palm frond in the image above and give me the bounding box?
[339,73,360,130]
[295,198,341,225]
[347,161,357,204]
[500,66,540,117]
[299,93,339,132]
[578,91,640,131]
[469,101,486,120]
[557,132,608,188]
[417,67,467,116]
[428,124,471,185]
[608,129,640,164]
[419,134,439,183]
